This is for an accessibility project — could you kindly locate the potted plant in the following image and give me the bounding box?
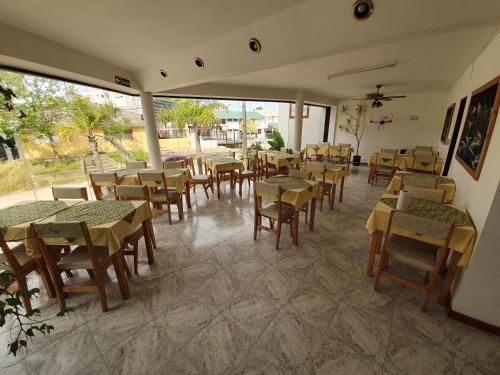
[338,101,368,166]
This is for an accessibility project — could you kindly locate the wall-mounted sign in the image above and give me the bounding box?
[115,75,130,87]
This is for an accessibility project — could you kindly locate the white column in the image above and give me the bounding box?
[294,90,304,151]
[241,101,248,156]
[139,91,162,169]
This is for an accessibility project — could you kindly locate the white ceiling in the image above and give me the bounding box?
[216,26,499,99]
[1,0,500,101]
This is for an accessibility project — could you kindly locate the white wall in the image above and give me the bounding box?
[334,91,447,160]
[278,104,326,149]
[438,32,500,326]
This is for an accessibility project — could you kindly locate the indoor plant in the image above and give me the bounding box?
[338,101,368,166]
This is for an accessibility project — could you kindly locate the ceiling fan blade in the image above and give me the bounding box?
[384,95,407,99]
[352,98,365,100]
[380,97,393,101]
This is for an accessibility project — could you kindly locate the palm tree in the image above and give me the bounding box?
[58,95,131,172]
[157,99,227,172]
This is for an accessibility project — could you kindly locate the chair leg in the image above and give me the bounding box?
[421,269,440,312]
[87,269,95,279]
[93,269,108,313]
[275,221,282,250]
[374,253,387,291]
[253,214,258,241]
[17,276,33,314]
[133,242,139,274]
[269,218,274,229]
[167,204,173,225]
[319,190,324,211]
[203,183,210,199]
[149,221,157,249]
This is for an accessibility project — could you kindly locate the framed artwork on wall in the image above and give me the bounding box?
[289,103,310,119]
[455,75,500,180]
[440,103,455,144]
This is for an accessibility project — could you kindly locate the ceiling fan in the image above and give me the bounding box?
[353,85,406,108]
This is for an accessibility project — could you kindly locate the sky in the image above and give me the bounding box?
[220,100,278,113]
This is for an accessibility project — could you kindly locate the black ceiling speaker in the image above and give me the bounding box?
[248,38,262,53]
[194,57,205,68]
[353,0,374,21]
[160,69,168,78]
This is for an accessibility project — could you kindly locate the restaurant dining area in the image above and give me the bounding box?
[1,1,500,374]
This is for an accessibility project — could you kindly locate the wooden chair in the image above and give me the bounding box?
[115,185,156,273]
[253,181,296,249]
[288,170,312,223]
[233,152,256,196]
[126,160,147,169]
[328,146,346,164]
[31,222,124,313]
[138,172,183,225]
[404,186,446,203]
[0,230,55,313]
[189,171,214,199]
[317,142,330,161]
[305,144,319,161]
[401,174,438,189]
[381,148,398,154]
[52,187,89,201]
[89,172,119,200]
[305,161,334,210]
[412,151,437,174]
[372,151,397,185]
[162,160,184,169]
[415,146,433,152]
[374,211,454,312]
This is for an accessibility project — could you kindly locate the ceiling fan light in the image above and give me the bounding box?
[372,100,382,108]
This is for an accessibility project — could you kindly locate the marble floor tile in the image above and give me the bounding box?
[257,306,325,373]
[184,314,253,375]
[158,349,200,375]
[232,345,291,375]
[104,319,178,375]
[25,325,103,375]
[0,362,30,375]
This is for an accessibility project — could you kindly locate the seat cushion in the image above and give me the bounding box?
[191,175,211,182]
[386,235,438,271]
[0,244,33,269]
[259,203,295,220]
[58,246,109,270]
[150,190,179,202]
[240,170,254,177]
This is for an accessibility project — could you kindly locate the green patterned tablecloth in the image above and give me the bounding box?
[56,201,136,227]
[380,197,472,227]
[395,171,453,184]
[0,201,68,229]
[266,176,313,191]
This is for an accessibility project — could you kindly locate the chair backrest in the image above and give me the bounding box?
[138,172,167,189]
[52,186,88,201]
[89,172,119,187]
[405,186,445,202]
[254,181,281,200]
[339,143,351,147]
[414,151,436,164]
[415,146,433,152]
[319,142,330,147]
[305,161,326,173]
[376,152,396,167]
[163,160,184,169]
[288,169,311,180]
[381,148,398,154]
[390,211,453,241]
[401,174,437,188]
[115,185,149,201]
[126,160,147,169]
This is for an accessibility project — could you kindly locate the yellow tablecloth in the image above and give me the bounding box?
[115,168,192,193]
[258,151,300,168]
[330,147,353,158]
[365,194,476,266]
[2,200,151,257]
[386,172,456,203]
[204,156,244,173]
[301,163,350,183]
[262,177,320,209]
[368,153,443,174]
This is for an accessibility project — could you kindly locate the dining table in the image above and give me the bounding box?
[365,193,476,304]
[264,175,320,244]
[203,156,244,199]
[258,150,300,169]
[114,167,193,208]
[386,171,456,203]
[368,153,444,183]
[0,199,154,300]
[302,162,350,203]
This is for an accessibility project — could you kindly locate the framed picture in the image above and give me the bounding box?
[440,103,455,144]
[289,103,309,119]
[455,76,500,180]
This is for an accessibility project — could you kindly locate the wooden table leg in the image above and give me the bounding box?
[216,171,221,199]
[367,230,383,276]
[35,258,56,298]
[142,219,155,265]
[368,164,374,184]
[112,251,130,299]
[331,183,337,209]
[293,208,299,245]
[339,176,345,202]
[185,182,192,209]
[238,168,243,196]
[437,251,461,305]
[309,197,316,231]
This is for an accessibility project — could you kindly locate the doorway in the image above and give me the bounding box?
[443,96,467,176]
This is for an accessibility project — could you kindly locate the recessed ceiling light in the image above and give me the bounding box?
[248,38,262,53]
[194,57,205,68]
[352,0,374,21]
[160,69,168,78]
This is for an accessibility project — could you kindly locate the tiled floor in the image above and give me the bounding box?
[1,166,500,374]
